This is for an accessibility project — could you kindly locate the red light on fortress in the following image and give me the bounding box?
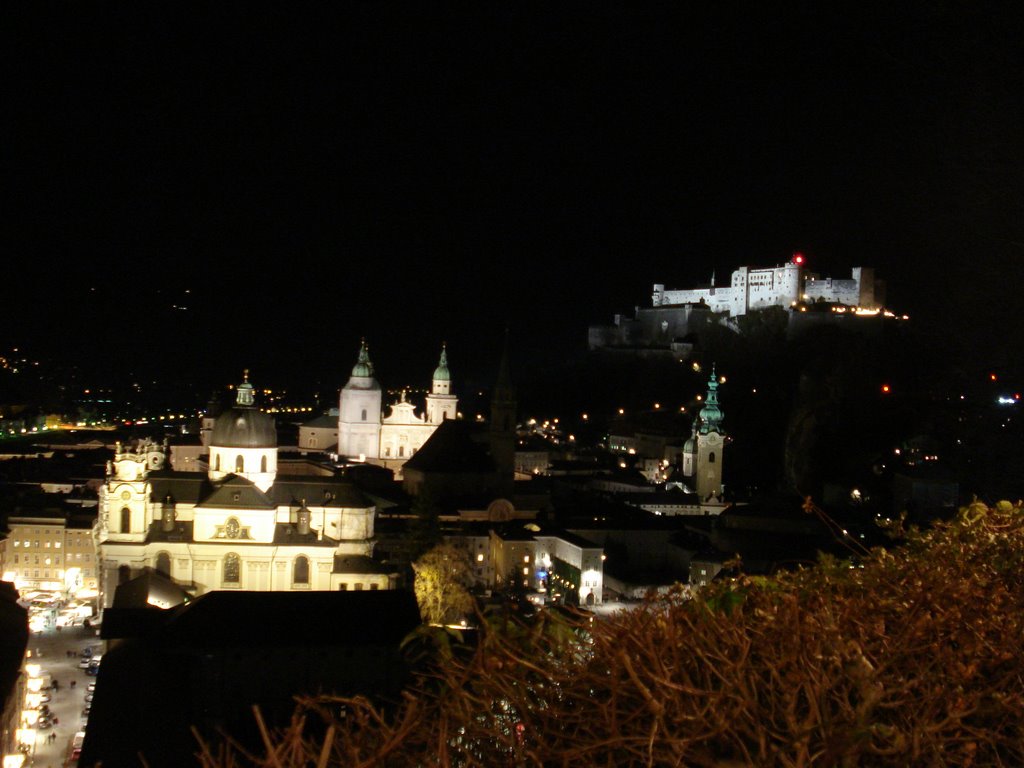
[792,252,805,264]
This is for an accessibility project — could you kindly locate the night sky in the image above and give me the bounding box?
[3,4,1022,395]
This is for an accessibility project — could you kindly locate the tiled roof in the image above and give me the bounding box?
[402,419,495,474]
[196,475,276,509]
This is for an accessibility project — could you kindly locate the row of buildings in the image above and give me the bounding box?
[1,332,737,620]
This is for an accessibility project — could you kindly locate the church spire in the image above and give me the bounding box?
[351,338,375,378]
[432,343,450,383]
[494,329,515,402]
[698,365,724,434]
[490,329,517,492]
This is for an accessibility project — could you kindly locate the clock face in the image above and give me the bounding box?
[121,490,132,501]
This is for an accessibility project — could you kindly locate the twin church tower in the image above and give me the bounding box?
[337,341,459,462]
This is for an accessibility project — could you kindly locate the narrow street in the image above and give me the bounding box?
[22,623,101,767]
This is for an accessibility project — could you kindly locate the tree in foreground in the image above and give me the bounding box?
[201,500,1024,767]
[412,542,474,626]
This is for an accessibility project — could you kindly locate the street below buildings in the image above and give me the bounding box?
[22,623,101,767]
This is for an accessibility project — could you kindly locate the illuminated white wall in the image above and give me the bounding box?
[653,263,878,317]
[207,445,277,491]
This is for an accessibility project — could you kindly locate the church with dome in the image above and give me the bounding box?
[96,373,395,610]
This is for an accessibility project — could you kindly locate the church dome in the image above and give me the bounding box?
[211,374,277,448]
[351,340,375,378]
[433,345,451,381]
[344,340,381,391]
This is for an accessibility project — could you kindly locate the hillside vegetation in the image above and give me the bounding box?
[204,500,1024,767]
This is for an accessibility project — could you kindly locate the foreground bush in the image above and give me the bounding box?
[205,501,1024,767]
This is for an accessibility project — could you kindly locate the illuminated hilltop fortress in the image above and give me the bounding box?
[590,256,888,352]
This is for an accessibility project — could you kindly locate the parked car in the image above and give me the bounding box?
[84,692,94,703]
[87,682,96,692]
[81,704,91,717]
[85,662,100,676]
[37,716,52,730]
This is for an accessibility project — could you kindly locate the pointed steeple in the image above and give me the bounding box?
[432,343,451,382]
[698,365,724,434]
[493,329,515,402]
[351,338,375,378]
[489,329,517,494]
[426,342,457,422]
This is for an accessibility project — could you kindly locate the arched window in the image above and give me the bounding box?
[361,408,367,421]
[155,551,171,577]
[215,454,221,471]
[260,455,268,472]
[224,553,240,584]
[235,455,244,473]
[709,452,716,464]
[118,564,131,584]
[293,555,309,585]
[120,507,131,534]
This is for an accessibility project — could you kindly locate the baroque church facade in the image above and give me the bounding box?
[96,375,394,609]
[336,341,457,471]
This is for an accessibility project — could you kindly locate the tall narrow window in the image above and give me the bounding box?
[293,555,309,585]
[118,564,131,584]
[215,454,221,471]
[709,452,716,464]
[155,552,171,577]
[224,553,240,584]
[120,507,131,534]
[261,455,268,472]
[361,409,367,421]
[235,455,244,473]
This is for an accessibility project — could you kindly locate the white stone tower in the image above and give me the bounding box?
[338,340,383,459]
[425,344,458,424]
[99,437,167,543]
[695,367,726,500]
